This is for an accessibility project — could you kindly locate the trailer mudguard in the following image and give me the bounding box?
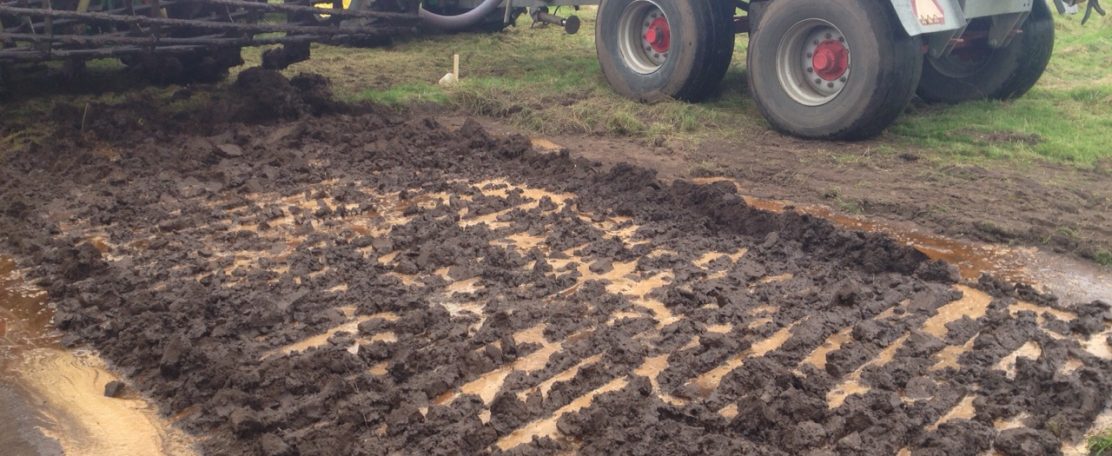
[889,0,1034,36]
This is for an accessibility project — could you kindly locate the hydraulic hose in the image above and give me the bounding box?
[419,0,503,31]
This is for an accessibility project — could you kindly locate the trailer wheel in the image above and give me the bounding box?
[746,0,922,140]
[596,0,732,102]
[419,3,525,33]
[917,1,1053,103]
[703,0,736,99]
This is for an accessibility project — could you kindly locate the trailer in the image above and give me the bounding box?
[0,0,1098,139]
[519,0,1063,140]
[590,0,1061,139]
[402,0,1072,139]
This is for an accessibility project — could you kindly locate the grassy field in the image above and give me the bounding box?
[251,6,1112,168]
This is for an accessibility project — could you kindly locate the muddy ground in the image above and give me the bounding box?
[449,118,1112,268]
[1,72,1111,455]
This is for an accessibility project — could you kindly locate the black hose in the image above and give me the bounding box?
[419,0,503,31]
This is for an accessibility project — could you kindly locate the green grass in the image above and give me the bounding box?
[1095,250,1112,267]
[5,5,1109,168]
[891,18,1112,166]
[247,6,1112,167]
[248,8,761,148]
[1091,429,1112,456]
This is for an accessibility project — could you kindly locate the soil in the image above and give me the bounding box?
[449,117,1112,267]
[1,72,1110,455]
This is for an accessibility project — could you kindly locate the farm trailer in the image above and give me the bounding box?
[490,0,1075,139]
[1,0,1101,139]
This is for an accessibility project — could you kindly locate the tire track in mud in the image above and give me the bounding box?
[0,101,1109,456]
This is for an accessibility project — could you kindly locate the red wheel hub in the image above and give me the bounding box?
[811,39,849,81]
[644,17,670,53]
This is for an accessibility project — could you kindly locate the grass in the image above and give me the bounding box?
[1091,429,1112,456]
[244,6,1112,168]
[244,8,761,148]
[892,18,1112,166]
[1096,250,1112,267]
[4,5,1109,168]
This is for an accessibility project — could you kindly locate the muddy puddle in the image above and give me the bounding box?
[0,257,195,455]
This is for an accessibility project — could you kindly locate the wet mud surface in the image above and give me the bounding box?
[1,258,196,455]
[695,138,1112,267]
[1,72,1111,455]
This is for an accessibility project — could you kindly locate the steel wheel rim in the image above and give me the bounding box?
[617,0,670,75]
[776,18,851,106]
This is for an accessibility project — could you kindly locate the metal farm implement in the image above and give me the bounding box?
[0,0,422,80]
[1,0,1107,138]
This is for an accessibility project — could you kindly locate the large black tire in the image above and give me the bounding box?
[596,0,734,102]
[746,0,922,140]
[917,1,1054,103]
[419,3,524,33]
[703,0,737,97]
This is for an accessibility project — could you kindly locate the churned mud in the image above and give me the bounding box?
[1,72,1110,455]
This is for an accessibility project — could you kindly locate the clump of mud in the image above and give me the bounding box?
[28,69,359,145]
[1,81,1109,456]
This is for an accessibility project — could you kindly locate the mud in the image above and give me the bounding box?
[1,258,195,455]
[1,77,1110,455]
[686,136,1112,268]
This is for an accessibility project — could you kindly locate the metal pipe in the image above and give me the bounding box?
[0,30,404,46]
[183,0,418,20]
[0,5,412,34]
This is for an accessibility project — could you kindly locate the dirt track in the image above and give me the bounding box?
[1,72,1111,455]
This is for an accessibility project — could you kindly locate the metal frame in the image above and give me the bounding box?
[448,0,1031,34]
[0,0,419,63]
[889,0,1033,36]
[451,0,598,8]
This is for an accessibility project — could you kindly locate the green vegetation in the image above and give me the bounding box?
[250,9,759,146]
[5,6,1108,168]
[892,18,1112,166]
[252,7,1112,167]
[1091,429,1112,456]
[1096,250,1112,267]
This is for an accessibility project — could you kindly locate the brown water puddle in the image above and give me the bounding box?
[929,395,977,431]
[632,354,686,406]
[687,323,797,399]
[1,256,196,455]
[436,324,563,406]
[827,286,993,407]
[995,341,1042,379]
[922,285,994,338]
[264,314,400,360]
[932,338,976,371]
[496,376,628,451]
[827,333,910,409]
[517,354,604,401]
[802,326,854,370]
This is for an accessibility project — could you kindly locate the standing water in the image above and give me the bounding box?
[0,256,195,455]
